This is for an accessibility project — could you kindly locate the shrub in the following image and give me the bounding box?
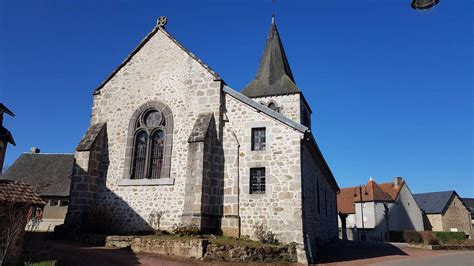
[424,233,440,245]
[253,222,278,244]
[403,231,422,243]
[172,224,201,236]
[433,232,467,243]
[148,210,165,234]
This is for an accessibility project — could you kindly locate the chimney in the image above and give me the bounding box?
[393,177,403,188]
[30,147,41,154]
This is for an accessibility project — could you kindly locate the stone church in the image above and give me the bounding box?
[65,17,339,262]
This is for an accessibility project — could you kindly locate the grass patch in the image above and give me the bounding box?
[25,260,57,266]
[134,234,283,248]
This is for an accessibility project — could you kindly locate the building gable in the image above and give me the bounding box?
[93,24,221,96]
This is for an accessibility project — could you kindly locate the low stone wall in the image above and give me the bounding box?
[105,235,136,248]
[104,235,297,262]
[204,243,297,263]
[131,237,207,259]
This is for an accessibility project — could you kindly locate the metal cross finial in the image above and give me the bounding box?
[272,0,276,19]
[157,16,168,27]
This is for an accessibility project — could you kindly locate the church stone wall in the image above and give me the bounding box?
[250,94,301,123]
[222,94,305,245]
[86,29,222,232]
[301,141,338,257]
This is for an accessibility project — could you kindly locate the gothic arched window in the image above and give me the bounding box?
[124,101,174,182]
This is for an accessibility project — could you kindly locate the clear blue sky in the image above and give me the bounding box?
[1,1,472,197]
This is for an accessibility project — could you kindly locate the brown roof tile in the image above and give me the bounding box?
[0,179,46,206]
[338,179,404,214]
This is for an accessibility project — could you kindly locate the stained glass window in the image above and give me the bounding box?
[132,131,148,179]
[144,110,163,128]
[149,130,165,179]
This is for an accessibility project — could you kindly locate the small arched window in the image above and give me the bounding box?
[267,101,280,113]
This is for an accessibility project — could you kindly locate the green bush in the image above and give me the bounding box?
[403,231,422,243]
[433,232,467,243]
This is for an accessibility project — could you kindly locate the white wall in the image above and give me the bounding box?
[387,184,424,231]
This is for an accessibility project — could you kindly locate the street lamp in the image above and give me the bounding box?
[411,0,440,10]
[354,185,369,240]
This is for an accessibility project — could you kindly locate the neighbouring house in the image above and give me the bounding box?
[2,148,74,231]
[0,103,15,174]
[414,191,472,236]
[337,177,424,241]
[63,16,339,263]
[0,180,45,264]
[462,198,474,237]
[462,198,474,226]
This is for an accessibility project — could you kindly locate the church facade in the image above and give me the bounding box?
[65,17,339,262]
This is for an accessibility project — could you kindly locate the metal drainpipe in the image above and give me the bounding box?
[230,130,241,238]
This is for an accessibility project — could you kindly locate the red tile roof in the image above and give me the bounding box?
[337,179,405,214]
[0,179,46,206]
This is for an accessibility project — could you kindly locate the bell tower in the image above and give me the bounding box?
[0,103,15,173]
[242,17,312,129]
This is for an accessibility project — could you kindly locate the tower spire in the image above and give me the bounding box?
[242,17,300,98]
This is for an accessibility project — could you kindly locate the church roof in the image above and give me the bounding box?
[223,85,308,133]
[242,18,301,98]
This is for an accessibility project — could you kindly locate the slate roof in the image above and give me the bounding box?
[0,179,45,206]
[0,103,14,117]
[338,179,405,214]
[242,18,301,98]
[413,191,457,214]
[1,153,74,197]
[462,198,474,215]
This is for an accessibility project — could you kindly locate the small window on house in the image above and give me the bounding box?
[251,128,266,151]
[60,200,69,207]
[250,168,266,194]
[49,200,58,206]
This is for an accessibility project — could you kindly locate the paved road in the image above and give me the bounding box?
[371,251,474,266]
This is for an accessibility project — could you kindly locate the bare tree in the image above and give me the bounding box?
[0,202,32,265]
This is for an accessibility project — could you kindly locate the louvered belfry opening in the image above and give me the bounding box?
[131,109,166,179]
